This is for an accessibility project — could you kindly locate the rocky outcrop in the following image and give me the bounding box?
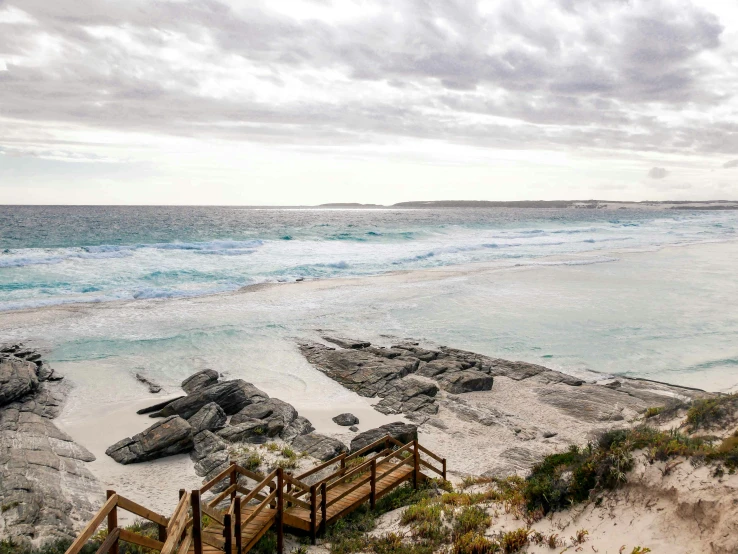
[374,377,439,415]
[181,369,219,394]
[332,413,359,426]
[438,370,493,394]
[231,398,298,438]
[188,402,227,433]
[293,433,348,461]
[106,416,194,464]
[350,422,417,453]
[153,379,268,419]
[217,419,269,443]
[0,357,39,407]
[0,344,100,547]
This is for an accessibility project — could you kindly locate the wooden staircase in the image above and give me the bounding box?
[64,436,446,554]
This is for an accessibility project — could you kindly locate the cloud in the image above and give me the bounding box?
[724,160,738,168]
[647,167,669,179]
[0,0,735,162]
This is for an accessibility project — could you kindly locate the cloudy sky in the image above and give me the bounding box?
[1,0,737,205]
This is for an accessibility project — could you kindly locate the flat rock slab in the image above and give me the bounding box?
[293,433,348,461]
[438,370,493,394]
[106,415,194,464]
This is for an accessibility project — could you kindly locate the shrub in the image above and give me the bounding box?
[452,506,491,537]
[498,528,529,553]
[644,406,664,418]
[686,395,738,430]
[452,531,500,554]
[401,499,442,526]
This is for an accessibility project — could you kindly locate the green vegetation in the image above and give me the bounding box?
[230,446,263,471]
[644,406,664,418]
[686,394,738,430]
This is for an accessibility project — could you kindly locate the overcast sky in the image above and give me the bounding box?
[1,0,737,205]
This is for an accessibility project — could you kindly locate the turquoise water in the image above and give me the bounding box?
[2,206,738,398]
[1,206,736,312]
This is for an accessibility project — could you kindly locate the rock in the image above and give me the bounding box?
[322,336,371,349]
[231,398,298,437]
[332,413,359,426]
[181,369,220,394]
[136,396,185,415]
[349,426,359,432]
[153,379,268,419]
[136,373,162,394]
[299,343,417,398]
[542,430,557,438]
[293,433,348,461]
[281,416,315,442]
[416,359,467,378]
[442,396,504,426]
[438,370,493,394]
[106,416,194,464]
[188,402,227,433]
[217,419,269,443]
[350,422,417,453]
[191,431,230,482]
[0,358,39,407]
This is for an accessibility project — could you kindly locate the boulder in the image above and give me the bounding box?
[106,416,193,464]
[293,433,348,461]
[182,369,220,394]
[438,370,493,394]
[217,419,269,443]
[136,373,162,394]
[332,413,359,426]
[188,402,227,433]
[350,422,417,453]
[374,377,439,415]
[322,336,371,349]
[191,431,230,482]
[0,358,39,407]
[349,426,359,432]
[153,379,268,419]
[281,416,315,442]
[137,396,185,415]
[231,398,298,437]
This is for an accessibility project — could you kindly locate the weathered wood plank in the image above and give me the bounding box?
[119,529,165,551]
[65,493,118,554]
[117,496,169,527]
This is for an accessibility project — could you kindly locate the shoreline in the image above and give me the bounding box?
[3,235,737,318]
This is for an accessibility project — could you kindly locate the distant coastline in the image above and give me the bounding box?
[317,199,738,210]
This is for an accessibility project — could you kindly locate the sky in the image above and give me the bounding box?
[0,0,737,205]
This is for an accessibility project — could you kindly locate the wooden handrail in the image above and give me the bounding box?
[208,484,237,508]
[326,457,374,492]
[282,472,310,492]
[239,468,278,507]
[383,441,414,461]
[94,528,120,554]
[175,526,193,554]
[417,442,443,464]
[283,491,311,510]
[161,494,191,554]
[242,489,277,528]
[376,455,414,482]
[117,496,169,528]
[234,465,266,482]
[65,493,118,554]
[345,435,392,461]
[419,458,443,476]
[119,529,164,551]
[235,484,270,503]
[295,452,346,480]
[200,464,235,494]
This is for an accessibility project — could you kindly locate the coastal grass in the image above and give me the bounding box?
[686,394,738,430]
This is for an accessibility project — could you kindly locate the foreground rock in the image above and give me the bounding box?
[181,369,219,394]
[293,433,348,460]
[0,344,100,547]
[188,402,227,433]
[350,422,418,453]
[106,416,194,464]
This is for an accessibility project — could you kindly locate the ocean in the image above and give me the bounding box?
[1,205,737,406]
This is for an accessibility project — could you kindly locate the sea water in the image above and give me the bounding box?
[1,206,737,406]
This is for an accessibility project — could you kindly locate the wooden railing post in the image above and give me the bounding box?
[442,458,447,481]
[269,475,276,509]
[370,459,377,510]
[106,490,119,554]
[235,496,242,554]
[223,513,232,554]
[230,462,237,502]
[310,484,317,545]
[277,468,284,554]
[320,482,327,535]
[384,435,390,453]
[192,490,203,554]
[413,440,419,489]
[179,488,185,499]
